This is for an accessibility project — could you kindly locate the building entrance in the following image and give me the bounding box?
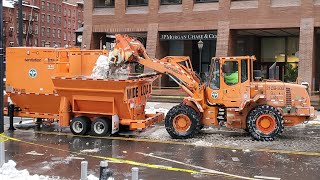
[159,31,217,87]
[233,29,300,82]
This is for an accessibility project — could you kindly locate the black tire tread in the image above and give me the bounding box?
[70,116,91,135]
[165,105,201,139]
[247,105,284,141]
[91,117,111,136]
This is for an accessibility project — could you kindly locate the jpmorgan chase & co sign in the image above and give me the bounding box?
[160,32,217,41]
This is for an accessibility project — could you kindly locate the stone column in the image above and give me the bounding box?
[82,0,93,49]
[216,21,231,57]
[145,23,159,73]
[115,0,126,17]
[298,18,315,89]
[182,0,194,12]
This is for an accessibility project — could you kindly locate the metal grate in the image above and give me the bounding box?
[286,88,292,106]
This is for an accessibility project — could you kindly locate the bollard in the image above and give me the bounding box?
[8,104,15,131]
[100,160,113,180]
[80,161,88,180]
[131,167,139,180]
[0,140,4,167]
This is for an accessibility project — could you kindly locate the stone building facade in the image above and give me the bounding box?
[83,0,320,90]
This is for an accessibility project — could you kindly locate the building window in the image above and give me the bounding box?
[23,23,26,34]
[73,10,76,18]
[47,2,50,11]
[58,5,61,13]
[34,39,38,46]
[41,27,45,36]
[57,29,61,38]
[34,25,38,35]
[53,16,56,24]
[52,3,56,11]
[28,24,32,34]
[41,14,45,23]
[41,41,45,47]
[34,13,39,21]
[47,28,50,38]
[195,0,219,3]
[64,20,67,28]
[64,32,66,40]
[64,8,67,16]
[47,15,50,23]
[94,0,115,7]
[22,12,26,19]
[127,0,148,6]
[68,10,71,17]
[29,14,33,21]
[52,29,56,38]
[58,17,61,24]
[160,0,182,4]
[41,1,45,10]
[68,32,71,41]
[68,20,71,29]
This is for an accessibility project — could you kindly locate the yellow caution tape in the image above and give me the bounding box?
[0,133,254,180]
[0,133,9,143]
[24,130,320,157]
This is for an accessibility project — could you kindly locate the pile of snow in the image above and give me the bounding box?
[80,148,100,153]
[0,160,99,180]
[145,107,169,115]
[0,160,52,180]
[192,140,213,147]
[91,52,129,79]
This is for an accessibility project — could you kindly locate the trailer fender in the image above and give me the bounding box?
[183,97,204,113]
[111,115,120,134]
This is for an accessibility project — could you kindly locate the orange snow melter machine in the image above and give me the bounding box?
[5,47,163,136]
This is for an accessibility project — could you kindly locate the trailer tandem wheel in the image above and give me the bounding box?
[91,117,112,136]
[165,105,201,139]
[70,116,91,135]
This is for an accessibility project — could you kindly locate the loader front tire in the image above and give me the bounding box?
[247,105,284,141]
[165,105,200,139]
[70,116,91,135]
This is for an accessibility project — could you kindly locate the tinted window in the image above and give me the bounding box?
[223,61,239,86]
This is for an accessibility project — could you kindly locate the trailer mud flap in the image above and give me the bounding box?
[112,115,120,134]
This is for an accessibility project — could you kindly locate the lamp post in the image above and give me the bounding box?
[197,40,204,76]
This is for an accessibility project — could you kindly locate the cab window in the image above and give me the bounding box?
[209,60,220,90]
[241,60,248,83]
[223,61,239,85]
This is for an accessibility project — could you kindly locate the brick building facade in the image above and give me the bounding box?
[2,0,84,48]
[83,0,320,90]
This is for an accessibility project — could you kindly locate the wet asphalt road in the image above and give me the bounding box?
[2,125,320,180]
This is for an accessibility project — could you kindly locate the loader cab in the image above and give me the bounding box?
[206,56,255,107]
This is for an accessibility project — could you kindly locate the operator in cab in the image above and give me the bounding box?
[223,61,239,85]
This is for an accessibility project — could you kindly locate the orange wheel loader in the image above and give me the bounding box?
[111,34,315,141]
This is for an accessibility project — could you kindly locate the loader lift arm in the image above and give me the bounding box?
[112,34,202,97]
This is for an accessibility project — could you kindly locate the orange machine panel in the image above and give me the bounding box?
[6,47,108,116]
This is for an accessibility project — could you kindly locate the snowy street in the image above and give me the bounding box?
[1,102,320,180]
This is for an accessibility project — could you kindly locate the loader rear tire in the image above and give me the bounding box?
[165,105,200,139]
[91,117,111,136]
[70,116,91,135]
[247,105,284,141]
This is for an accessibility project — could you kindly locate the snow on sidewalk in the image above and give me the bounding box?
[0,160,98,180]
